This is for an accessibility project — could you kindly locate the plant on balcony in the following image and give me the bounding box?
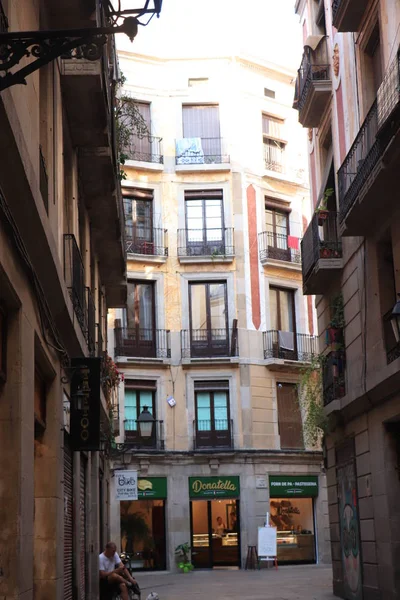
[175,543,194,573]
[315,187,334,225]
[326,294,345,346]
[101,353,124,405]
[298,355,328,447]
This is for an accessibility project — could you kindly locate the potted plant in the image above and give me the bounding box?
[315,187,334,226]
[326,295,345,345]
[175,543,194,573]
[319,242,332,258]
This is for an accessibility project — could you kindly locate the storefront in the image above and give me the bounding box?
[189,476,241,568]
[120,477,167,571]
[269,475,318,564]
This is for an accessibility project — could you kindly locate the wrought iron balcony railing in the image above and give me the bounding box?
[86,287,96,356]
[259,232,301,264]
[125,224,168,257]
[177,227,234,258]
[124,419,164,450]
[114,327,171,359]
[181,326,239,359]
[63,234,86,336]
[96,323,104,357]
[175,137,229,165]
[263,330,318,363]
[193,419,234,450]
[323,351,346,406]
[296,51,330,113]
[122,135,163,164]
[301,212,342,282]
[338,50,400,225]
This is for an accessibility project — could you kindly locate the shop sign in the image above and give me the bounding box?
[116,470,138,500]
[70,357,101,451]
[138,477,167,499]
[189,476,240,499]
[269,476,319,497]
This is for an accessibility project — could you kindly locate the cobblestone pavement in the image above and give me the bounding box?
[137,565,336,600]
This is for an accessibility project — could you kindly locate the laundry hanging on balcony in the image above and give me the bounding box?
[287,235,299,250]
[176,137,204,164]
[278,331,295,352]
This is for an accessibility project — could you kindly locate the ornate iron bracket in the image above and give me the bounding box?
[0,18,138,92]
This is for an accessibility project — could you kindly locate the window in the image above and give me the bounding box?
[264,88,275,99]
[262,115,286,172]
[189,282,228,357]
[265,207,290,260]
[124,381,156,445]
[124,189,154,254]
[185,190,224,255]
[0,304,6,383]
[276,383,304,450]
[359,21,383,117]
[126,101,152,159]
[189,78,209,87]
[270,287,295,332]
[34,367,47,429]
[182,104,221,158]
[124,282,155,355]
[194,381,231,448]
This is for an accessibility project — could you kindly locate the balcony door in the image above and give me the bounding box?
[182,105,221,160]
[124,383,156,447]
[189,282,228,357]
[269,287,297,360]
[185,190,224,256]
[128,101,151,160]
[195,383,231,448]
[124,190,154,254]
[265,207,290,261]
[125,282,155,357]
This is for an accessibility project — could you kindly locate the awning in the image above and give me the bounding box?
[304,35,325,52]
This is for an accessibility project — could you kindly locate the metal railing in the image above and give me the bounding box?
[296,50,330,113]
[175,137,229,165]
[339,50,400,223]
[0,1,8,32]
[383,309,400,364]
[263,330,318,363]
[39,146,49,214]
[177,227,234,258]
[263,140,285,173]
[122,136,163,164]
[193,418,234,450]
[259,231,301,264]
[125,225,168,257]
[331,0,341,20]
[301,212,342,282]
[323,352,346,406]
[63,234,86,336]
[124,419,164,450]
[96,323,104,357]
[114,327,171,359]
[181,326,239,359]
[86,287,96,356]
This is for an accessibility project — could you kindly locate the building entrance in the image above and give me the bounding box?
[190,499,240,568]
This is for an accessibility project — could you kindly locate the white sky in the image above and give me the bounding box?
[118,0,302,70]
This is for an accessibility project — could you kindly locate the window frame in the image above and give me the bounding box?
[124,383,157,446]
[194,384,231,448]
[184,190,225,252]
[124,189,154,251]
[189,281,229,357]
[269,286,296,333]
[265,208,290,252]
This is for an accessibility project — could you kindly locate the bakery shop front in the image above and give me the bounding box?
[189,476,241,568]
[269,475,319,564]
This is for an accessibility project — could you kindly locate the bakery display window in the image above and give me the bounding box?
[270,498,316,563]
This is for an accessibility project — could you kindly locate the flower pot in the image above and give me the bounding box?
[326,327,342,344]
[320,247,332,258]
[317,210,329,226]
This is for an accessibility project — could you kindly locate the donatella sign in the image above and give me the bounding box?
[189,476,240,498]
[70,357,101,451]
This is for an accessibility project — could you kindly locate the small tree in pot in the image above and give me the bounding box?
[175,543,194,573]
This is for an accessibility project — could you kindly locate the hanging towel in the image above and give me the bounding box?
[278,330,295,352]
[175,137,204,164]
[287,235,299,250]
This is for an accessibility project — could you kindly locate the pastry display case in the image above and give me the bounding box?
[221,533,238,546]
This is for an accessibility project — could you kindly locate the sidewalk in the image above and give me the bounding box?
[137,564,336,599]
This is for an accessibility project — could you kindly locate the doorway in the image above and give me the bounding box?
[190,499,240,568]
[120,499,166,571]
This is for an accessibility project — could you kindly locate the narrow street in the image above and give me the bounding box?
[137,565,336,600]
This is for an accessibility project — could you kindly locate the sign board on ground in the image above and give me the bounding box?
[258,526,277,557]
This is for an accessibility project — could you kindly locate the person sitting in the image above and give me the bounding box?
[99,541,138,600]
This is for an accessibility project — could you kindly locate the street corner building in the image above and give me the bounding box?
[294,0,400,599]
[107,50,332,573]
[0,1,128,600]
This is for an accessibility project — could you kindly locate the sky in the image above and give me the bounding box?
[118,0,303,71]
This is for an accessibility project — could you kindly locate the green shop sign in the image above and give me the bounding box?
[189,476,240,499]
[138,477,167,499]
[269,476,319,498]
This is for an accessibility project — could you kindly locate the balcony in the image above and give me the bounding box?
[263,330,318,367]
[294,39,331,128]
[338,51,400,235]
[123,136,164,168]
[332,0,369,32]
[114,327,171,361]
[125,225,168,261]
[175,137,230,171]
[181,326,239,362]
[258,232,301,268]
[301,212,342,295]
[96,323,104,357]
[323,351,346,406]
[177,228,235,263]
[193,419,234,451]
[124,419,164,450]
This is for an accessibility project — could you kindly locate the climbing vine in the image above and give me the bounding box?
[298,354,327,448]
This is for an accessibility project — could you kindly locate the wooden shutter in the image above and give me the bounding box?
[63,437,74,600]
[277,383,304,449]
[182,105,220,138]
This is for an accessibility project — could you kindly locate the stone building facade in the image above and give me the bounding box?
[294,0,400,598]
[0,2,126,600]
[108,51,331,571]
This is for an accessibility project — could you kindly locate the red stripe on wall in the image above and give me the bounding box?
[247,185,261,330]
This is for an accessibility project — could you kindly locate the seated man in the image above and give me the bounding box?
[99,541,138,600]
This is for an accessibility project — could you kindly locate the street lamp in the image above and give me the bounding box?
[137,406,154,439]
[391,293,400,343]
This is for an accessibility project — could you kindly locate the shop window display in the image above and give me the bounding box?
[270,498,315,563]
[120,499,166,570]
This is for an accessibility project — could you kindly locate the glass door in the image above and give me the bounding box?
[191,501,211,568]
[189,282,228,357]
[210,499,240,567]
[126,282,156,357]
